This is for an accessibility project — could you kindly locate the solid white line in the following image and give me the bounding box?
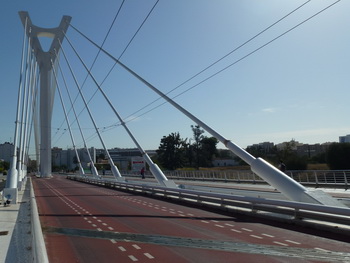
[144,253,154,259]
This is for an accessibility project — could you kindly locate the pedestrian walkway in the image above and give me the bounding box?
[0,179,31,263]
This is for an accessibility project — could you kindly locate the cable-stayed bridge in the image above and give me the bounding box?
[1,7,350,263]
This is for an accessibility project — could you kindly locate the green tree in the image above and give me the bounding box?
[191,125,205,168]
[326,143,350,169]
[198,137,218,167]
[157,132,186,170]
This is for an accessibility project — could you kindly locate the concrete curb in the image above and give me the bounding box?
[29,178,49,263]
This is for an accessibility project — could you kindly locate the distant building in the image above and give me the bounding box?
[295,143,329,157]
[248,142,275,153]
[52,147,96,170]
[212,158,238,167]
[339,134,350,143]
[96,148,155,170]
[0,142,16,163]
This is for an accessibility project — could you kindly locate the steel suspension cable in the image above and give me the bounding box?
[51,58,85,176]
[64,33,170,185]
[54,0,127,137]
[54,48,99,177]
[7,16,28,188]
[73,0,341,130]
[67,0,160,133]
[90,0,312,127]
[58,39,122,179]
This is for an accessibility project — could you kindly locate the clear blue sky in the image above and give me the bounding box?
[1,0,349,155]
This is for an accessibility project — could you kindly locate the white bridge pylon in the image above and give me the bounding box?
[19,11,71,178]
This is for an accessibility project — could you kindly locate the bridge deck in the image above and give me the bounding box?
[2,175,350,262]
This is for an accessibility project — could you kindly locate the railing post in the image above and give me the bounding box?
[314,171,319,188]
[344,171,348,190]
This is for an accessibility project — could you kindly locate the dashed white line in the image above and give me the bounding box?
[273,241,289,247]
[285,240,301,245]
[231,229,242,233]
[225,223,234,227]
[97,228,102,231]
[132,244,141,250]
[108,227,114,230]
[215,224,224,228]
[110,239,117,244]
[315,247,331,252]
[128,255,138,262]
[201,220,209,223]
[144,253,154,259]
[118,246,126,252]
[250,235,263,239]
[241,228,253,232]
[262,233,274,238]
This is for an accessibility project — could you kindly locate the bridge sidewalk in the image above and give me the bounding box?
[0,179,31,263]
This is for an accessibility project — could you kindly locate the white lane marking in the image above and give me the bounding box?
[231,229,242,233]
[215,224,224,228]
[118,246,126,252]
[93,216,97,219]
[132,244,141,250]
[169,211,176,214]
[225,223,234,227]
[102,223,107,226]
[128,255,138,262]
[250,235,263,239]
[211,220,219,223]
[110,239,117,244]
[179,214,186,217]
[108,227,114,230]
[87,221,92,224]
[177,211,184,213]
[273,241,289,246]
[285,240,301,245]
[144,253,154,259]
[97,228,102,231]
[187,213,194,216]
[315,247,331,252]
[262,233,274,238]
[92,224,97,227]
[241,228,253,232]
[201,220,209,223]
[97,220,102,222]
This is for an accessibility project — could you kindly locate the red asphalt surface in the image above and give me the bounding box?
[32,175,350,263]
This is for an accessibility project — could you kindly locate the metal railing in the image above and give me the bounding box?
[67,175,350,232]
[119,169,350,188]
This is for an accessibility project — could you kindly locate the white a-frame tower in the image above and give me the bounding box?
[19,11,71,177]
